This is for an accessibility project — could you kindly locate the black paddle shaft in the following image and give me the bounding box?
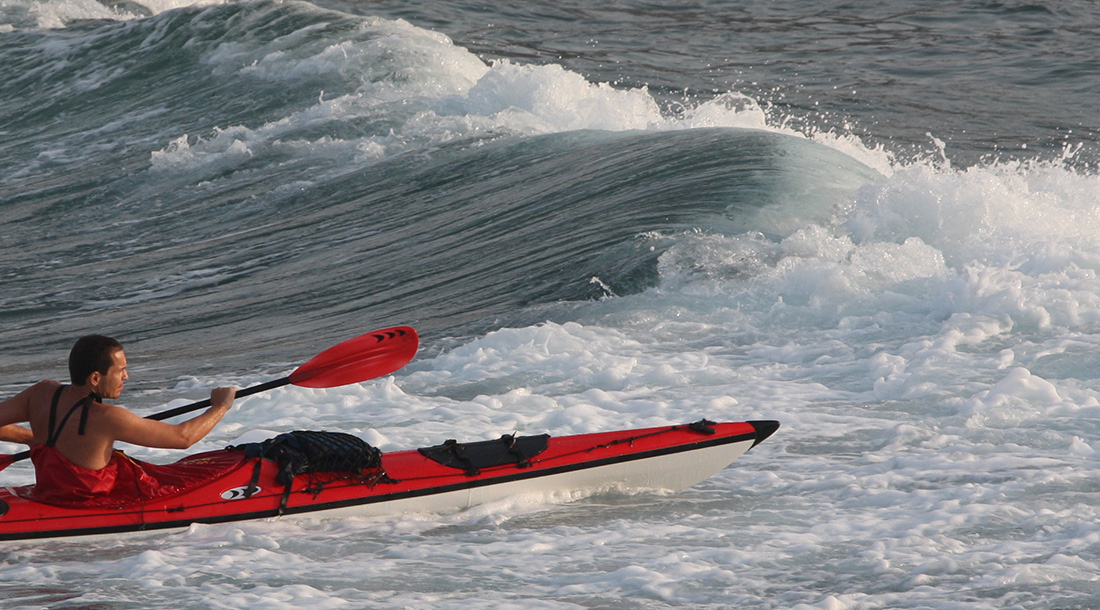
[150,376,291,421]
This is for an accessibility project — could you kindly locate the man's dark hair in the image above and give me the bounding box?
[69,335,123,385]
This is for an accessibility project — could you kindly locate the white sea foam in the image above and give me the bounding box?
[0,0,228,29]
[5,2,1100,608]
[145,10,791,179]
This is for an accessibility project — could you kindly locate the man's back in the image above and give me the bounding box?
[26,380,119,471]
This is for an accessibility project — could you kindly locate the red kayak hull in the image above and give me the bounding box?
[0,420,778,541]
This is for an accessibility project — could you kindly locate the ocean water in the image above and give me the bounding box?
[2,0,1100,607]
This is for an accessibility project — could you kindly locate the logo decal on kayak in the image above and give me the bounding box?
[221,486,259,500]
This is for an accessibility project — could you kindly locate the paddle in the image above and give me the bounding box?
[0,326,418,470]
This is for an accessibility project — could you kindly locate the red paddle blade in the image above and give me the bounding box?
[288,326,418,388]
[0,454,15,472]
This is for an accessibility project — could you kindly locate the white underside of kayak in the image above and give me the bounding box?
[312,435,756,520]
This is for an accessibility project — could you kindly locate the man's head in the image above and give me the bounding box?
[69,335,128,398]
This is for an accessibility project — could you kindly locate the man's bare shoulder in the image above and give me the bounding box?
[23,380,62,402]
[90,400,140,422]
[1,381,61,424]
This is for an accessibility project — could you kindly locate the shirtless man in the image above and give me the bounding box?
[0,335,236,500]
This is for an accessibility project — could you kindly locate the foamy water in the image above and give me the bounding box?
[2,0,1100,608]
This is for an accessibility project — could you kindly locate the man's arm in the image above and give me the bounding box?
[0,383,36,425]
[0,424,33,444]
[0,382,49,444]
[105,387,237,450]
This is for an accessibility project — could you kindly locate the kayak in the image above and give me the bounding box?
[0,419,778,541]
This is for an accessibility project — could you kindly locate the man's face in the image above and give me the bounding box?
[95,349,129,399]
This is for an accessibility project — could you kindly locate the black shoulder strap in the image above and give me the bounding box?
[46,385,98,447]
[46,385,63,445]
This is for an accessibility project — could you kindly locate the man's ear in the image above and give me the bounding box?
[87,371,103,391]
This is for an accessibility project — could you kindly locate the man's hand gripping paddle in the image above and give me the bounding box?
[0,326,418,471]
